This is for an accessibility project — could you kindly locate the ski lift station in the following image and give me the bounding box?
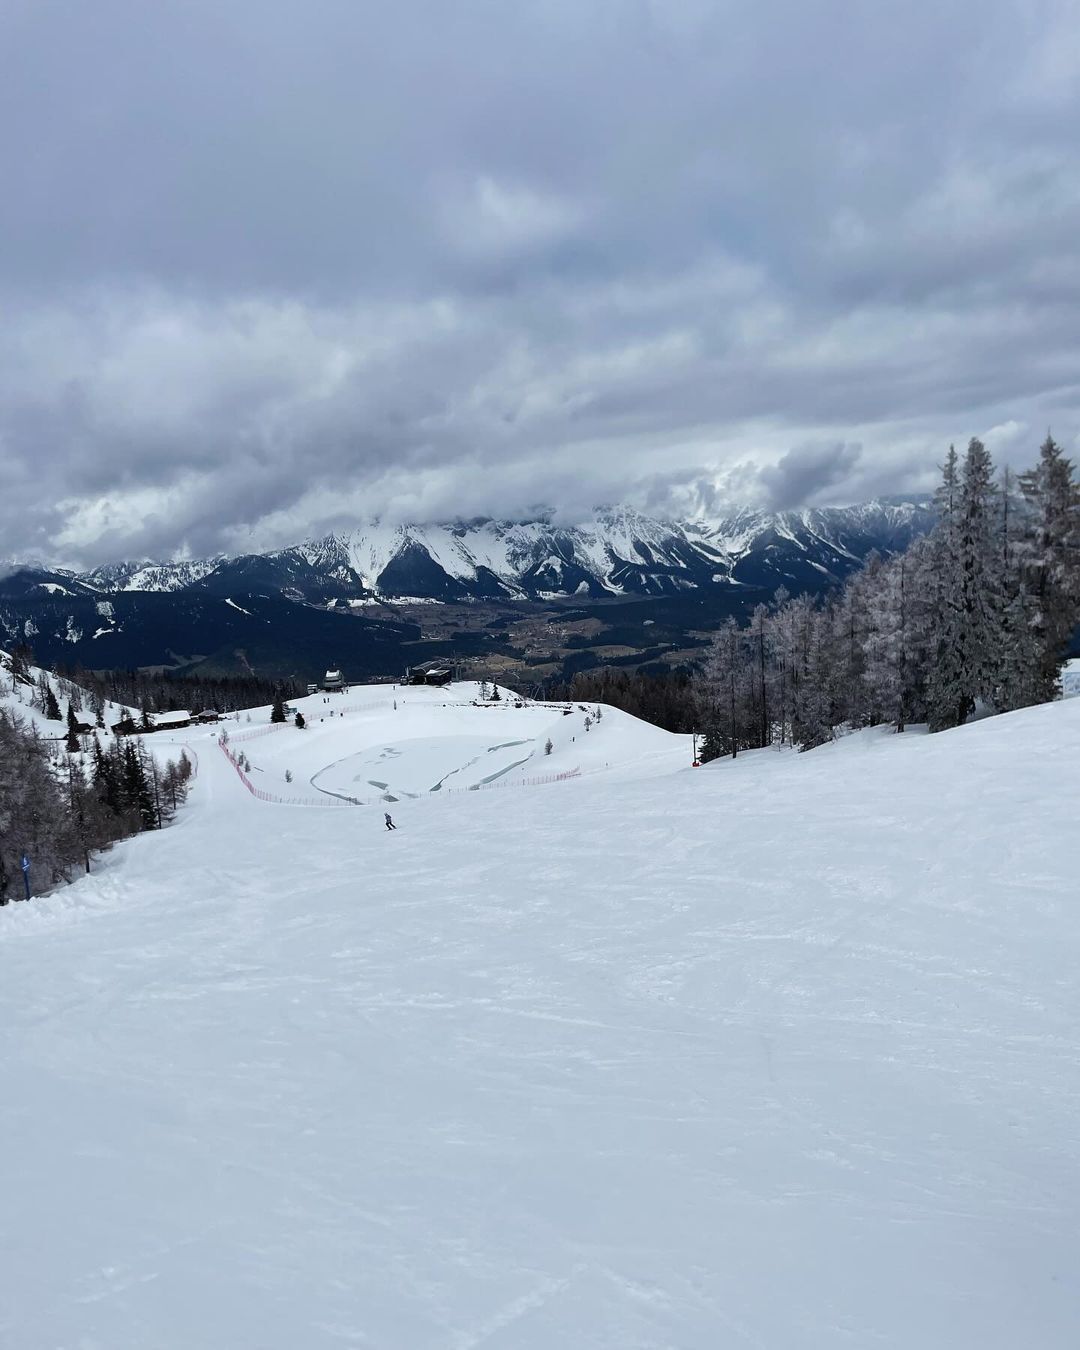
[406,663,454,687]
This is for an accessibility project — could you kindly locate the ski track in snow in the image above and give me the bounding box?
[1,684,1079,1347]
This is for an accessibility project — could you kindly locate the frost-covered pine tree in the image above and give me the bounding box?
[698,619,743,760]
[924,448,963,729]
[961,437,1006,703]
[768,589,798,745]
[1017,434,1080,701]
[747,603,775,748]
[834,556,879,728]
[993,466,1040,711]
[861,554,910,730]
[791,604,835,749]
[926,439,1002,729]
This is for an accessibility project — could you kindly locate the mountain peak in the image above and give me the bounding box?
[6,497,935,603]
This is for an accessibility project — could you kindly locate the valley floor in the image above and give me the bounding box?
[2,687,1078,1347]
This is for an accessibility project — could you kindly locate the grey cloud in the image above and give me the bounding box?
[0,1,1078,565]
[758,443,864,513]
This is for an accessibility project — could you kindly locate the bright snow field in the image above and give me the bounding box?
[1,683,1078,1348]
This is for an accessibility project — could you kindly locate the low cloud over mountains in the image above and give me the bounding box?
[0,2,1077,567]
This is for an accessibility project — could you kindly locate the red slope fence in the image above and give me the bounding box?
[220,734,581,807]
[218,739,360,808]
[446,766,581,794]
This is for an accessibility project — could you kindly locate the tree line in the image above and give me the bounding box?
[556,435,1080,757]
[0,657,193,904]
[48,665,300,723]
[547,668,698,733]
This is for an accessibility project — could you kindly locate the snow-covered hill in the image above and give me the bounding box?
[1,683,1077,1347]
[0,648,132,734]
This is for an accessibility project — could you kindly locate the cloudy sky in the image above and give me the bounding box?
[2,0,1079,566]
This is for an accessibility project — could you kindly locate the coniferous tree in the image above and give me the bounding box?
[791,605,835,749]
[698,619,745,760]
[0,708,82,894]
[1017,434,1080,700]
[748,604,772,747]
[862,555,909,730]
[65,703,81,753]
[842,556,891,728]
[960,437,1005,702]
[122,742,158,831]
[0,662,199,902]
[924,446,963,722]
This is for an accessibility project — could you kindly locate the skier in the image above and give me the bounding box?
[384,812,397,831]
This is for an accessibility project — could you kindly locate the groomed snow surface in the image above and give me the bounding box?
[2,682,1079,1348]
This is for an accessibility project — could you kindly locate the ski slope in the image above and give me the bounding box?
[216,683,685,806]
[2,685,1079,1348]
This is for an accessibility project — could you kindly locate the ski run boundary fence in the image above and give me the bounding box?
[218,740,359,808]
[219,737,581,807]
[446,766,581,794]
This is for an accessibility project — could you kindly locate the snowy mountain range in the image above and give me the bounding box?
[65,498,933,603]
[0,498,935,677]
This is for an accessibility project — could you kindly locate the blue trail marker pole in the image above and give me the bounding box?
[21,854,31,901]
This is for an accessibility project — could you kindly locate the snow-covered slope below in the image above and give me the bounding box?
[2,689,1077,1348]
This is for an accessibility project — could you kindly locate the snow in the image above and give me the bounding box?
[151,710,191,727]
[337,515,683,597]
[51,499,932,602]
[0,652,131,733]
[224,597,252,615]
[216,684,675,806]
[344,595,444,607]
[2,683,1079,1347]
[107,559,223,592]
